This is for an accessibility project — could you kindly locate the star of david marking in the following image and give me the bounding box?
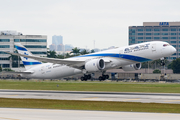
[24,52,28,60]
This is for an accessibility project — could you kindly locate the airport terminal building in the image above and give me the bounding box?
[129,22,180,60]
[0,31,47,69]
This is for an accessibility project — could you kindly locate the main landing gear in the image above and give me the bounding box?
[81,74,91,81]
[99,71,109,81]
[81,72,109,81]
[98,74,109,81]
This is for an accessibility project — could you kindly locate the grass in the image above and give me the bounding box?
[0,98,180,113]
[0,80,180,93]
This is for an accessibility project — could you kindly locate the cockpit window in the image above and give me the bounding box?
[163,44,169,47]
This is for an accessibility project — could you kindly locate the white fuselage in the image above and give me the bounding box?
[22,41,176,79]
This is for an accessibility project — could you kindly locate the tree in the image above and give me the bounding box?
[71,47,80,55]
[167,62,172,69]
[47,51,57,58]
[65,53,71,58]
[141,62,148,68]
[151,59,161,69]
[56,54,64,59]
[153,69,161,73]
[91,49,95,53]
[141,62,152,68]
[81,49,89,55]
[171,58,180,73]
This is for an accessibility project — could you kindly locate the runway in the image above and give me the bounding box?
[0,108,180,120]
[0,89,180,104]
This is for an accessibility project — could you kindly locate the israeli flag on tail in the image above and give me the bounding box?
[15,43,42,70]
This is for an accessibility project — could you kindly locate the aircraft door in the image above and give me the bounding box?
[152,44,156,52]
[41,66,45,75]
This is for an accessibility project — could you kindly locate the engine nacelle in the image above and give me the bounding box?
[122,63,141,71]
[85,59,105,72]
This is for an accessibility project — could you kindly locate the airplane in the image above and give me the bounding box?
[7,41,176,80]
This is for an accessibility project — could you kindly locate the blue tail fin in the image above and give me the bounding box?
[15,43,42,70]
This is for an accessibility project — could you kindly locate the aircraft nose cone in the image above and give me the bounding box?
[171,46,176,54]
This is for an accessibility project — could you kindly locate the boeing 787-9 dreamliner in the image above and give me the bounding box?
[8,41,176,80]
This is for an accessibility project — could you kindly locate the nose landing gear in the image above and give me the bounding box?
[160,57,165,66]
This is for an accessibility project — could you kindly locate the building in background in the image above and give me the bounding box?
[49,44,56,51]
[129,22,180,60]
[49,35,74,53]
[65,44,73,51]
[52,35,63,45]
[0,31,47,69]
[57,44,64,51]
[50,35,64,52]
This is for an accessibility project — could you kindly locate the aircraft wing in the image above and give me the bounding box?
[6,52,85,69]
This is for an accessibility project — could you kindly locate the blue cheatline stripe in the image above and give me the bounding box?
[15,45,27,51]
[119,54,151,62]
[23,61,42,65]
[75,53,151,62]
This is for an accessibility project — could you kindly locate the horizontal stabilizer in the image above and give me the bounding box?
[5,52,85,68]
[1,71,34,74]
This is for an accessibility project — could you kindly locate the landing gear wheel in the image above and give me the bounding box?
[84,76,87,81]
[161,62,165,66]
[105,75,109,79]
[81,77,84,81]
[87,74,91,79]
[81,74,91,81]
[101,75,109,80]
[160,58,165,66]
[99,76,103,81]
[102,76,106,80]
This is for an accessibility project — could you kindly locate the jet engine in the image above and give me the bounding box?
[85,59,105,72]
[122,63,141,71]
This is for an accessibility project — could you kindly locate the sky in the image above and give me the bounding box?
[0,0,180,49]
